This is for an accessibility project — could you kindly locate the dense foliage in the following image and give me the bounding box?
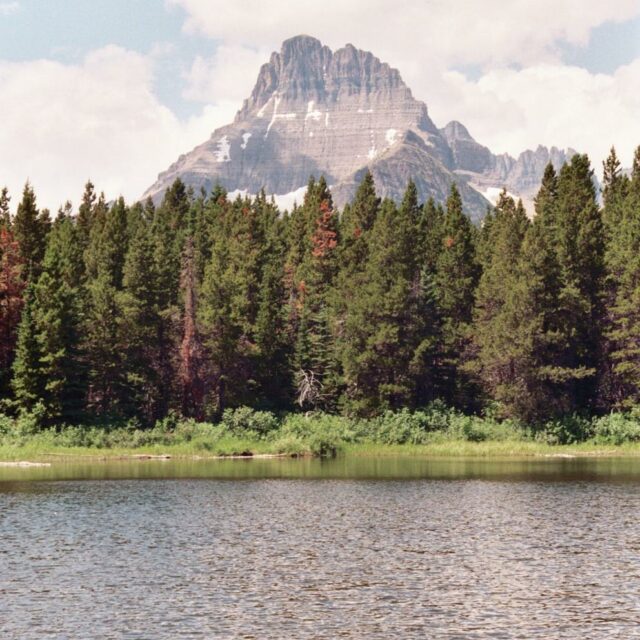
[1,147,639,431]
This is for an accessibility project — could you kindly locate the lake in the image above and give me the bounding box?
[2,456,640,638]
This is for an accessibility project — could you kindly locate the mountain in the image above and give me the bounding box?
[143,35,575,219]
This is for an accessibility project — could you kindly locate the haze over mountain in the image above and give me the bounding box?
[143,35,575,218]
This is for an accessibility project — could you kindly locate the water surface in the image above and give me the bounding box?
[2,457,640,638]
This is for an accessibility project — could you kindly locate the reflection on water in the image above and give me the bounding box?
[2,457,640,638]
[3,455,640,483]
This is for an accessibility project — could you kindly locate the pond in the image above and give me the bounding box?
[2,456,640,638]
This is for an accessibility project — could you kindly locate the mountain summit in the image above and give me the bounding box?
[143,35,574,218]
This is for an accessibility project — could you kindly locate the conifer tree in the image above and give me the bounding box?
[606,146,640,406]
[433,184,479,407]
[416,197,445,274]
[0,226,25,397]
[84,196,128,286]
[179,237,205,418]
[0,187,10,229]
[602,147,629,236]
[11,287,42,414]
[119,218,164,422]
[199,194,270,413]
[339,192,431,414]
[288,177,340,409]
[83,274,126,420]
[11,217,86,422]
[13,183,49,282]
[76,181,96,254]
[554,154,605,411]
[470,192,530,415]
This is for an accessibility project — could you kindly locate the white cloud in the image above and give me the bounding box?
[182,44,269,104]
[434,60,640,169]
[0,1,19,16]
[0,46,229,211]
[1,2,638,210]
[168,0,640,171]
[169,0,640,69]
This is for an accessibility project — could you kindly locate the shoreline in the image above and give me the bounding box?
[2,441,640,464]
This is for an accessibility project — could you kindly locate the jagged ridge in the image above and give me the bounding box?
[143,35,575,219]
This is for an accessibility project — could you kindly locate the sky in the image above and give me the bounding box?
[0,0,639,211]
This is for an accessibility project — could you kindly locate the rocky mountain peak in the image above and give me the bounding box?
[442,120,474,143]
[144,35,577,220]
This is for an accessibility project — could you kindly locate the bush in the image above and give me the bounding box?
[220,407,279,437]
[364,410,430,445]
[535,415,592,445]
[592,413,640,445]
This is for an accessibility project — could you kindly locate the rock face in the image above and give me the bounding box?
[143,35,575,219]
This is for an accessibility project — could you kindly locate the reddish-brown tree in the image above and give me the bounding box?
[0,227,26,391]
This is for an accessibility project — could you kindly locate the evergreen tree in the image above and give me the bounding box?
[199,194,270,414]
[470,192,530,416]
[433,184,479,407]
[602,147,629,235]
[606,146,640,406]
[85,196,129,288]
[554,154,605,411]
[179,237,205,419]
[0,187,10,229]
[12,218,86,422]
[13,182,49,282]
[288,178,340,409]
[11,287,42,414]
[76,180,96,253]
[0,226,26,398]
[119,219,164,422]
[338,185,434,415]
[83,275,126,420]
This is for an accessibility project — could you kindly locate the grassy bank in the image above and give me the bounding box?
[3,405,640,462]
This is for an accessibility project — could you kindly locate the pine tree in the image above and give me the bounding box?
[0,226,26,398]
[554,154,605,411]
[13,182,49,282]
[199,194,269,414]
[11,287,42,414]
[76,181,97,254]
[470,192,530,416]
[606,146,640,406]
[83,275,126,420]
[85,196,129,288]
[11,217,86,422]
[119,219,164,422]
[602,147,629,235]
[338,192,430,414]
[288,177,340,409]
[416,197,445,274]
[0,187,11,229]
[179,237,205,418]
[433,184,479,407]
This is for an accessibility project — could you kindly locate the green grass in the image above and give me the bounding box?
[3,406,640,462]
[343,440,640,458]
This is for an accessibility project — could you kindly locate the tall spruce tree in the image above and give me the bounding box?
[433,184,479,408]
[119,218,164,422]
[554,154,605,411]
[0,226,26,398]
[606,146,640,406]
[470,192,530,416]
[0,187,10,229]
[13,183,49,282]
[338,186,433,415]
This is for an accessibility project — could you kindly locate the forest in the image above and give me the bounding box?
[1,147,639,440]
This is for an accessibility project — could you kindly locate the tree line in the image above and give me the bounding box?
[0,146,639,428]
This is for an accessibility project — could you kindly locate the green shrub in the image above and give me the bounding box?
[220,407,279,437]
[535,415,592,445]
[592,413,640,445]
